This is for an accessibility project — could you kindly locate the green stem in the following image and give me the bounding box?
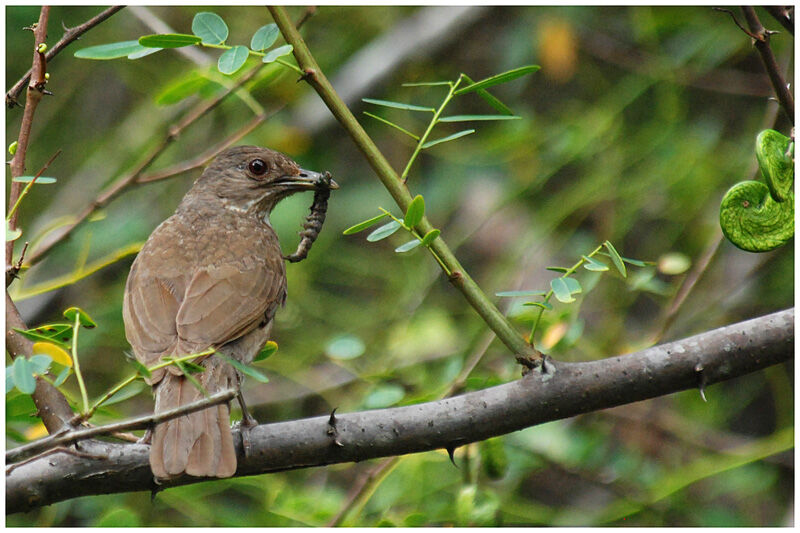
[200,42,304,74]
[271,6,535,358]
[70,314,90,415]
[399,77,462,182]
[528,244,604,345]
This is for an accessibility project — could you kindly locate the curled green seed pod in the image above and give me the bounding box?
[8,141,18,155]
[37,43,47,53]
[755,129,793,202]
[720,181,794,252]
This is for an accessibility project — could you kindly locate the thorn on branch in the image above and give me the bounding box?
[446,445,458,467]
[298,68,316,83]
[327,407,344,447]
[694,362,708,402]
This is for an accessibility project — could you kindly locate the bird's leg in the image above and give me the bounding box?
[284,172,333,263]
[236,391,258,458]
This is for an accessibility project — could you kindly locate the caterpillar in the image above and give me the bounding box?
[284,171,334,263]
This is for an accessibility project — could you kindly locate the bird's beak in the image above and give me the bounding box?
[277,169,339,191]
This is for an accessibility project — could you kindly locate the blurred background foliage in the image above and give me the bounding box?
[6,5,793,526]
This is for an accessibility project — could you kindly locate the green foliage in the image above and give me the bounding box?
[719,129,794,252]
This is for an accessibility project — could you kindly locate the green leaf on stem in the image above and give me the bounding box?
[562,276,582,295]
[254,341,278,362]
[215,352,269,383]
[421,129,475,149]
[123,351,151,378]
[13,357,35,394]
[28,355,52,375]
[621,256,655,267]
[127,47,162,60]
[603,240,627,278]
[12,176,57,184]
[63,307,97,328]
[251,24,279,51]
[420,229,441,246]
[454,65,540,95]
[138,34,202,49]
[524,301,553,310]
[103,381,146,406]
[402,81,451,87]
[550,278,575,303]
[496,290,547,297]
[53,366,71,387]
[460,74,513,115]
[14,324,72,348]
[262,44,293,63]
[366,220,402,242]
[343,213,390,235]
[439,115,521,122]
[74,40,148,60]
[546,266,569,273]
[395,239,422,253]
[363,112,420,140]
[404,195,425,228]
[173,360,209,395]
[192,12,229,45]
[362,98,435,113]
[6,220,22,242]
[218,45,249,75]
[582,255,609,272]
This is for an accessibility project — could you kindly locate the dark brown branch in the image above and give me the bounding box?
[6,390,237,464]
[6,308,793,514]
[6,6,125,107]
[7,7,50,272]
[5,291,75,434]
[741,6,795,123]
[763,6,794,35]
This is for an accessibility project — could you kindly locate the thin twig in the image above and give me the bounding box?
[7,7,50,272]
[740,7,794,123]
[6,6,124,107]
[6,389,237,464]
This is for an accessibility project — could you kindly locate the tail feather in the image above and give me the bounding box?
[150,360,237,479]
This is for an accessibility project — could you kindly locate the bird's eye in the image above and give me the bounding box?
[248,158,268,176]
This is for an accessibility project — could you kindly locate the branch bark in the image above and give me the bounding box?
[6,308,793,514]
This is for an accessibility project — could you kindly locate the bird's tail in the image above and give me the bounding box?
[149,357,237,479]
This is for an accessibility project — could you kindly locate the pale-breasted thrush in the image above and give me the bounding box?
[123,146,336,479]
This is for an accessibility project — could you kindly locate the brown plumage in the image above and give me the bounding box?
[123,146,337,479]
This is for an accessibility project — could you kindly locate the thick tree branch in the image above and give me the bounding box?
[6,6,124,107]
[6,308,792,514]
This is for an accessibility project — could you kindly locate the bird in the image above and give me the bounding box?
[122,145,337,479]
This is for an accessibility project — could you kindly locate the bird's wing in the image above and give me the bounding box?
[175,260,286,350]
[123,263,184,370]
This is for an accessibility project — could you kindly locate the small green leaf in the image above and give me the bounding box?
[461,74,513,115]
[362,98,435,113]
[179,360,207,374]
[366,220,402,242]
[14,324,72,348]
[550,278,575,303]
[421,129,475,149]
[63,307,97,328]
[262,44,293,63]
[9,141,18,155]
[13,357,35,394]
[215,352,269,383]
[138,34,202,49]
[174,360,209,395]
[603,241,627,278]
[74,40,147,60]
[523,301,553,310]
[395,239,422,253]
[103,381,146,406]
[496,290,547,298]
[250,24,279,51]
[127,47,162,60]
[363,112,420,140]
[439,115,521,122]
[326,334,366,360]
[254,341,278,362]
[28,355,52,375]
[582,255,609,272]
[621,256,654,267]
[123,351,151,378]
[192,12,228,45]
[404,195,425,228]
[402,81,451,87]
[562,276,582,295]
[420,229,440,246]
[12,176,57,184]
[6,220,22,242]
[454,65,540,96]
[218,45,249,75]
[53,366,71,387]
[343,213,390,235]
[546,266,570,273]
